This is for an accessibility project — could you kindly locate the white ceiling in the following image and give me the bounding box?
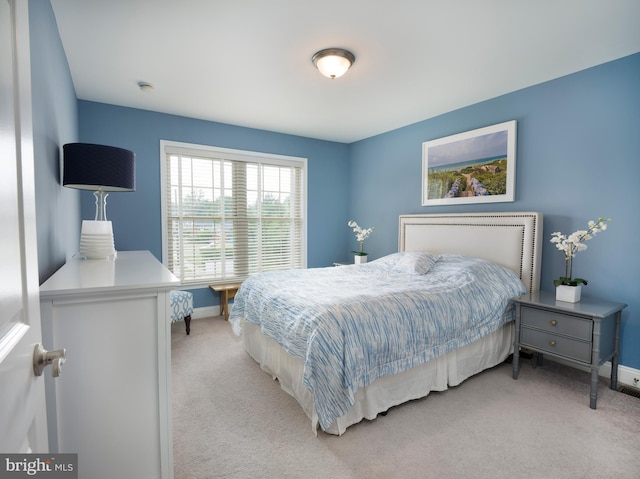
[50,0,640,144]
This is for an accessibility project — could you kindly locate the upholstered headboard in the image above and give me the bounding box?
[399,212,543,293]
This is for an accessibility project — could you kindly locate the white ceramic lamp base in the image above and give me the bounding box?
[79,220,117,260]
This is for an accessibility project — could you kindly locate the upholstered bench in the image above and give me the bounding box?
[209,283,242,321]
[170,290,193,335]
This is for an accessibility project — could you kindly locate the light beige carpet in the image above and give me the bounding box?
[171,317,640,479]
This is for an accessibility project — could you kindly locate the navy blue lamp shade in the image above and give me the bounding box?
[63,143,136,192]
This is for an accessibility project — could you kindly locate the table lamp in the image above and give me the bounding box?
[63,143,136,259]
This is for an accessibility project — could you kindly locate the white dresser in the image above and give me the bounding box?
[39,251,179,479]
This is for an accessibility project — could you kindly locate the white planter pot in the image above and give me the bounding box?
[354,255,367,264]
[556,284,582,303]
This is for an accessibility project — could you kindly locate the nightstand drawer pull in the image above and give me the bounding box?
[550,320,557,326]
[549,340,556,347]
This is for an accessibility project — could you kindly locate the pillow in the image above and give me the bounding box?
[392,251,440,275]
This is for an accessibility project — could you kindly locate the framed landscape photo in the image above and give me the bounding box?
[422,120,516,206]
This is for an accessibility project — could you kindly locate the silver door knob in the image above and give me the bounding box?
[33,344,66,377]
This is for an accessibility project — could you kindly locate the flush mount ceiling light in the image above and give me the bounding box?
[312,48,355,79]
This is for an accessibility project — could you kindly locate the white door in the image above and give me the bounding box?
[0,0,49,453]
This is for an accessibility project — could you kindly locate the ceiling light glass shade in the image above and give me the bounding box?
[312,48,355,79]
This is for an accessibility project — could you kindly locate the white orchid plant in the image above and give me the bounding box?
[550,217,610,287]
[348,220,375,256]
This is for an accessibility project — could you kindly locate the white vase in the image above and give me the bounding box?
[556,284,582,303]
[354,255,367,264]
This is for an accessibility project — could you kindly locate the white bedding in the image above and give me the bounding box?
[230,252,526,431]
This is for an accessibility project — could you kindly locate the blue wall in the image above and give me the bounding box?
[77,102,350,307]
[349,53,640,369]
[29,0,80,283]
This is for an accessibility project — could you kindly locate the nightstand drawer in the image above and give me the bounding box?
[521,308,592,340]
[521,328,591,363]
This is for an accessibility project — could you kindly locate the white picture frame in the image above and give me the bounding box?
[422,120,516,206]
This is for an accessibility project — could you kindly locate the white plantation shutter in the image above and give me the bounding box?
[161,141,306,285]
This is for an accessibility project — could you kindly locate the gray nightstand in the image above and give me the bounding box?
[512,291,627,409]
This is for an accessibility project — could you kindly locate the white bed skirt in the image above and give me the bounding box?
[241,320,514,435]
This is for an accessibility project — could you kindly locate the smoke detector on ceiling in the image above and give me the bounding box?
[137,81,155,92]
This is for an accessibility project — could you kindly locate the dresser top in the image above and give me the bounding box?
[40,251,180,297]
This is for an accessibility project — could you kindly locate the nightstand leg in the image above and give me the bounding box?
[610,311,621,390]
[590,368,599,409]
[512,306,521,380]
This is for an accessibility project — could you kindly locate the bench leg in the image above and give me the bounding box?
[221,291,229,321]
[184,315,191,335]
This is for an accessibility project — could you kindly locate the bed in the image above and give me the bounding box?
[229,212,542,435]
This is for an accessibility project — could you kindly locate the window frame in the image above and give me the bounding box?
[160,140,308,287]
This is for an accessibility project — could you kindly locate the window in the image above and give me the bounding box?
[160,141,307,285]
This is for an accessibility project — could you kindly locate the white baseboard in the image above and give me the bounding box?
[192,306,220,319]
[600,362,640,388]
[546,355,640,389]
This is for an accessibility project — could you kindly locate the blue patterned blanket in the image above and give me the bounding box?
[229,253,526,430]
